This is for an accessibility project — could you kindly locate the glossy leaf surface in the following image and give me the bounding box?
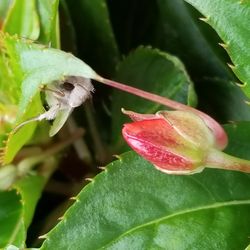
[41,122,250,250]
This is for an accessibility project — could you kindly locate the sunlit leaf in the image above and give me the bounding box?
[2,0,39,40]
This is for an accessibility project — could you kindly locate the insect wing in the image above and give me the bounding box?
[49,107,73,136]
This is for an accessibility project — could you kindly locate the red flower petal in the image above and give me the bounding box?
[122,118,193,171]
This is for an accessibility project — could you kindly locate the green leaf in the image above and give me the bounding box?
[2,0,40,40]
[0,174,46,248]
[4,245,38,250]
[0,0,11,22]
[13,174,46,228]
[183,0,250,97]
[0,190,24,248]
[65,0,119,75]
[153,0,233,80]
[223,122,250,159]
[195,77,250,123]
[37,0,60,48]
[0,32,98,164]
[40,122,250,250]
[111,46,197,150]
[107,0,233,80]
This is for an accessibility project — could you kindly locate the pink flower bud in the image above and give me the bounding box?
[122,110,215,174]
[122,109,250,174]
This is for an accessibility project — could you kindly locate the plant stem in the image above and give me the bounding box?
[67,117,92,164]
[206,149,250,173]
[96,76,228,150]
[84,103,110,164]
[17,128,84,176]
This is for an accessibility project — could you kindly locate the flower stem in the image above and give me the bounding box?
[206,148,250,173]
[96,76,228,150]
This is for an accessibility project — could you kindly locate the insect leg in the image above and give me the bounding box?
[40,85,65,97]
[13,103,61,134]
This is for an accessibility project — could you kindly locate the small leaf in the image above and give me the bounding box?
[40,122,250,250]
[112,46,197,150]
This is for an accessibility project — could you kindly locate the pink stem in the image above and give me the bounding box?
[96,76,228,150]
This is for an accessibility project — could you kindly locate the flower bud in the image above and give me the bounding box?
[122,110,215,174]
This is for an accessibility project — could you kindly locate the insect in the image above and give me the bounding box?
[14,76,94,136]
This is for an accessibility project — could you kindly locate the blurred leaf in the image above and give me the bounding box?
[107,0,233,80]
[0,190,24,248]
[195,78,250,123]
[65,0,119,76]
[59,0,77,53]
[184,0,250,96]
[2,0,40,40]
[0,0,12,23]
[0,174,46,248]
[0,33,98,164]
[153,0,233,80]
[223,122,250,159]
[13,174,46,228]
[37,0,60,48]
[111,46,197,150]
[40,122,250,250]
[4,245,38,250]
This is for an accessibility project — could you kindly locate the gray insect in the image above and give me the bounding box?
[14,76,94,136]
